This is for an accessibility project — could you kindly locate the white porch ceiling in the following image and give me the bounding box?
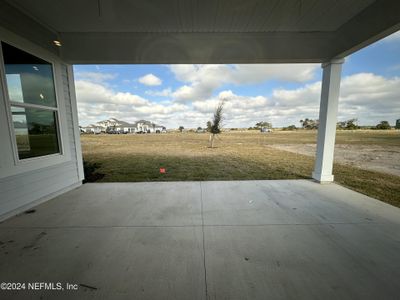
[0,0,399,63]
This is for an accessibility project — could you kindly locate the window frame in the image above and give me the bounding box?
[0,30,71,179]
[0,41,63,163]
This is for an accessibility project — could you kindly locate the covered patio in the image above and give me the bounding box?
[1,180,400,299]
[0,1,399,214]
[0,1,400,299]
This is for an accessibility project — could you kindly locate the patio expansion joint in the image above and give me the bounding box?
[0,221,388,230]
[199,181,209,300]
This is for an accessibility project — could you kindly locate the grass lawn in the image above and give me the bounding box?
[81,130,400,208]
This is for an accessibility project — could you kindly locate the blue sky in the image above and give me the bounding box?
[74,31,400,128]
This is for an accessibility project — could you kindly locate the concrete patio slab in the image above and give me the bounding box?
[204,224,400,300]
[0,227,205,300]
[0,180,399,299]
[201,180,400,225]
[1,182,202,227]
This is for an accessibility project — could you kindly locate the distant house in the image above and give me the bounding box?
[396,119,400,129]
[81,124,104,134]
[81,118,166,134]
[96,118,135,133]
[135,120,165,133]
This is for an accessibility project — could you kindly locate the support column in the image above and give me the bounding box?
[66,65,85,182]
[312,59,344,183]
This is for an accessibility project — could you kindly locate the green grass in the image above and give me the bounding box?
[81,130,400,208]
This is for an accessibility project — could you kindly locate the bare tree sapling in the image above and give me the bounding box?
[208,101,224,148]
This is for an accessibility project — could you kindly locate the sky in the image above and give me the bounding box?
[74,31,400,129]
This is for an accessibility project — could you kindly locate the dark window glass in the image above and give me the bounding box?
[2,42,57,108]
[11,107,59,159]
[1,42,61,160]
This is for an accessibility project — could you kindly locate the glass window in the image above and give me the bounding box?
[3,42,57,107]
[1,42,61,160]
[11,107,59,159]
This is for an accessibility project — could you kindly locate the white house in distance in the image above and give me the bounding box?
[0,1,398,220]
[134,120,166,133]
[80,124,103,134]
[81,118,166,133]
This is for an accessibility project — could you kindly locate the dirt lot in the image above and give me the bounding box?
[270,144,400,176]
[81,130,400,207]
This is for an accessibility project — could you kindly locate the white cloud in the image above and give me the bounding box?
[169,64,319,102]
[76,72,117,83]
[192,90,269,114]
[75,81,149,106]
[189,73,400,128]
[338,73,400,123]
[271,82,321,106]
[229,64,317,84]
[138,73,162,86]
[145,88,172,97]
[170,64,317,84]
[75,69,400,129]
[267,73,400,126]
[172,84,213,102]
[75,79,188,127]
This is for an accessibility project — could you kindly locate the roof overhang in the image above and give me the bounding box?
[0,0,399,64]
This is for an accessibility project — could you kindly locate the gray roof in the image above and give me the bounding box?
[97,118,134,127]
[83,124,103,128]
[87,118,165,128]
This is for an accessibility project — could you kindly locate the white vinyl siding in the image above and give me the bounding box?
[0,162,79,215]
[0,52,82,220]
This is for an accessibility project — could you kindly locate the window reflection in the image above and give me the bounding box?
[11,107,59,159]
[2,42,61,160]
[3,43,57,108]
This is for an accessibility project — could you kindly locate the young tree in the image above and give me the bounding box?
[178,126,184,132]
[208,101,224,148]
[206,121,212,132]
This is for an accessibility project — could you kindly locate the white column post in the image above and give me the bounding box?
[312,59,344,183]
[67,65,85,182]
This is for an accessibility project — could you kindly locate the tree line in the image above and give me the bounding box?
[180,117,398,133]
[280,118,395,130]
[296,118,394,130]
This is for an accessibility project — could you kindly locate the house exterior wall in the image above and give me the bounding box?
[123,127,136,133]
[0,27,83,220]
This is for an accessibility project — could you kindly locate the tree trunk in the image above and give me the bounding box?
[208,134,215,148]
